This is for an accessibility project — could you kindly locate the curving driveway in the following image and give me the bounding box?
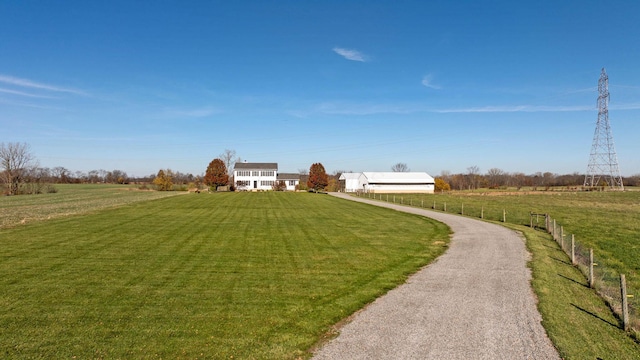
[312,193,559,359]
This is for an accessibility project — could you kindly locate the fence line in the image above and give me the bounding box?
[354,191,638,335]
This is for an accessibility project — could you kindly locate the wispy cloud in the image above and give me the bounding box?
[0,74,87,96]
[433,105,595,113]
[161,106,221,118]
[291,101,613,117]
[332,47,368,62]
[421,74,441,89]
[0,87,57,98]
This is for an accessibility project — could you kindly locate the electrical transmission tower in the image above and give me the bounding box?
[584,68,624,190]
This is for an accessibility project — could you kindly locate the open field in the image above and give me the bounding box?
[0,191,450,358]
[0,184,181,229]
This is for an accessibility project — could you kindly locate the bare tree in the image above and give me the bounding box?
[391,162,410,172]
[0,142,37,195]
[486,168,506,188]
[467,165,480,190]
[219,149,238,177]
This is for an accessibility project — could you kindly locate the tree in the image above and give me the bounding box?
[486,168,506,188]
[467,165,480,190]
[434,178,451,192]
[0,142,36,195]
[204,158,229,189]
[272,180,286,191]
[219,149,239,178]
[307,162,329,192]
[391,162,410,172]
[153,169,174,191]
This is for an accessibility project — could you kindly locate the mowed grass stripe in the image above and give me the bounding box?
[0,192,449,359]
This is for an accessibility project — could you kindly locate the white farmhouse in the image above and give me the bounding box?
[358,172,435,193]
[234,162,278,191]
[339,172,362,193]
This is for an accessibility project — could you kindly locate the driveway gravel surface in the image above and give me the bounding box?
[312,193,559,359]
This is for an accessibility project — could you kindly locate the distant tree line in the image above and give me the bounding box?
[437,166,640,191]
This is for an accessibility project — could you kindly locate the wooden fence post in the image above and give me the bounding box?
[481,206,484,219]
[621,274,629,331]
[553,220,557,242]
[546,214,549,233]
[530,212,533,228]
[444,202,447,212]
[571,234,575,265]
[421,199,424,208]
[502,209,506,223]
[401,197,403,204]
[433,201,436,210]
[589,249,595,288]
[461,203,464,215]
[561,226,565,251]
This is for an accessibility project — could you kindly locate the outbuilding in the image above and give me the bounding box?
[339,172,362,193]
[358,172,435,193]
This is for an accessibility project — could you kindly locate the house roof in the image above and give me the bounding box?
[361,172,434,184]
[276,173,300,180]
[234,162,278,170]
[339,172,362,180]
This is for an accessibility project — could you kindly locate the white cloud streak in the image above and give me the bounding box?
[0,74,86,96]
[432,105,596,113]
[421,74,441,89]
[332,47,368,62]
[0,87,57,98]
[161,106,221,118]
[297,101,630,116]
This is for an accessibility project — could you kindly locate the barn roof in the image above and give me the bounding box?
[234,162,278,170]
[361,172,434,184]
[339,172,362,180]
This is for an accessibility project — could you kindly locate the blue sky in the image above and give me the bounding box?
[2,1,639,177]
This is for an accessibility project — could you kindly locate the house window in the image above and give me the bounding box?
[236,171,250,177]
[261,171,274,177]
[252,171,260,176]
[236,180,250,187]
[289,180,296,186]
[261,180,274,186]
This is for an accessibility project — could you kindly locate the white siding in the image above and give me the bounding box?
[339,172,363,192]
[359,172,435,194]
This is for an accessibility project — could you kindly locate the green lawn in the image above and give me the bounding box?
[0,191,450,359]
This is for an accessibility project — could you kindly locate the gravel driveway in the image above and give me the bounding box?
[312,193,559,359]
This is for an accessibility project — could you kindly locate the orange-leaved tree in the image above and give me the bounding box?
[307,162,328,192]
[204,158,229,189]
[153,169,174,191]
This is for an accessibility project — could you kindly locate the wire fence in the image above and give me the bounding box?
[548,215,638,334]
[355,191,638,335]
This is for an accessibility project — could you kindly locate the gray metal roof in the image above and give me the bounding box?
[234,162,278,170]
[276,173,300,180]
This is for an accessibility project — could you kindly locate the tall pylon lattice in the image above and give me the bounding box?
[584,68,624,190]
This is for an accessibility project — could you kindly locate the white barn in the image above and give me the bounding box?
[359,172,435,193]
[339,172,362,192]
[234,162,278,191]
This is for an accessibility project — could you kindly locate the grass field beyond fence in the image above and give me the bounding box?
[0,191,450,359]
